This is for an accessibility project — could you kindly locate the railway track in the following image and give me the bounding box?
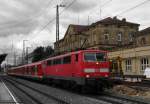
[99,92,149,104]
[2,77,70,104]
[2,76,150,104]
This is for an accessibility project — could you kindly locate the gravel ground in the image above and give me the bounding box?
[112,85,150,102]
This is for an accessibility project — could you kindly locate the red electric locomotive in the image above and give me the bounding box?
[8,49,111,92]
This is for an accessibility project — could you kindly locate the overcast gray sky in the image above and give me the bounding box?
[0,0,150,64]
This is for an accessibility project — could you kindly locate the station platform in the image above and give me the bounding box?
[0,76,19,104]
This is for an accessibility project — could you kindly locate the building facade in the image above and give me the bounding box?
[54,17,139,53]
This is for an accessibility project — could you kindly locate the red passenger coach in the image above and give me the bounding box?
[8,62,43,79]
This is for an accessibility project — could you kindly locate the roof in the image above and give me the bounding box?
[138,27,150,36]
[91,17,140,27]
[11,61,42,69]
[46,49,108,60]
[70,24,89,33]
[55,24,89,44]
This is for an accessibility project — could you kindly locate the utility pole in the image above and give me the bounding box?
[88,16,90,25]
[26,47,30,64]
[22,40,28,64]
[78,15,80,24]
[13,51,16,66]
[100,0,102,20]
[56,5,59,42]
[56,4,65,42]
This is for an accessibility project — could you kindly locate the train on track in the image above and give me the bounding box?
[7,50,111,92]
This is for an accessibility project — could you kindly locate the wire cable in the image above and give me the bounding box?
[35,0,77,35]
[116,0,150,16]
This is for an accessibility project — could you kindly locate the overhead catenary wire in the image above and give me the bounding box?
[35,0,77,35]
[99,0,150,23]
[87,0,112,24]
[116,0,150,16]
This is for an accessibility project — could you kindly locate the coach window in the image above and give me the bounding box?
[47,60,52,66]
[75,54,78,62]
[26,67,28,74]
[63,56,71,64]
[29,67,31,75]
[56,59,61,64]
[31,67,33,73]
[53,59,56,65]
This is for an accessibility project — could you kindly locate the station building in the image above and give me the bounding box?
[54,17,150,76]
[54,17,139,53]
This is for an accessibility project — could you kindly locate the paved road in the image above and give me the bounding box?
[0,76,18,103]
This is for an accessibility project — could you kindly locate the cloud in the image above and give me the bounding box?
[65,0,99,13]
[1,0,150,64]
[0,0,56,37]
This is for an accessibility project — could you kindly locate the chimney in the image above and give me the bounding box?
[113,16,117,20]
[122,18,126,22]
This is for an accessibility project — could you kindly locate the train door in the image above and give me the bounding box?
[72,53,79,77]
[41,61,47,76]
[34,65,38,76]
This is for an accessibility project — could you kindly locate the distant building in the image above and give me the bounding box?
[136,27,150,47]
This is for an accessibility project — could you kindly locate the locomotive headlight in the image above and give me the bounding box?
[100,68,109,72]
[84,68,95,73]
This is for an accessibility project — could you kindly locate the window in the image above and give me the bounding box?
[75,54,78,62]
[54,58,62,65]
[84,52,106,62]
[125,59,132,72]
[141,58,149,71]
[141,37,146,45]
[80,39,84,46]
[129,32,134,42]
[47,60,52,66]
[104,33,109,40]
[34,65,38,75]
[63,56,71,64]
[117,32,122,41]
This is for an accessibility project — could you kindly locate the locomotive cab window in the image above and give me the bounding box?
[84,52,106,62]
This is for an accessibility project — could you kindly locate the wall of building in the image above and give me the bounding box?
[136,34,150,47]
[108,46,150,75]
